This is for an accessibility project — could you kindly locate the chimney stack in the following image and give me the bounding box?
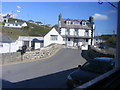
[89,16,94,23]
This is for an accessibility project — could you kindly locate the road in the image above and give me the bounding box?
[1,48,86,88]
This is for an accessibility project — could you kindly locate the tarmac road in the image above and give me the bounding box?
[1,48,86,88]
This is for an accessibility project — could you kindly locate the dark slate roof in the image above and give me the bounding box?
[60,18,93,29]
[0,33,14,43]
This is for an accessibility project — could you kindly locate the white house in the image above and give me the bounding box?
[0,33,19,53]
[58,14,95,50]
[4,20,27,28]
[44,28,64,47]
[0,33,44,53]
[17,36,44,50]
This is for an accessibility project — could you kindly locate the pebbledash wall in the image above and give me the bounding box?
[0,44,63,65]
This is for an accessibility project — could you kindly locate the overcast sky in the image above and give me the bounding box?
[2,2,118,35]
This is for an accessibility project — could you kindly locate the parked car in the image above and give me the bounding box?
[98,44,109,49]
[66,57,115,89]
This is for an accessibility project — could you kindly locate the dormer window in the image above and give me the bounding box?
[82,22,86,26]
[66,21,71,25]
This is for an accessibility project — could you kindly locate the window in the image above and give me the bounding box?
[15,24,18,26]
[82,22,86,26]
[68,38,70,41]
[51,35,58,41]
[86,39,89,42]
[24,41,29,47]
[0,43,3,47]
[75,29,78,35]
[63,38,66,41]
[85,30,89,36]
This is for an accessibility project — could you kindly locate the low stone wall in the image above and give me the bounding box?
[81,46,115,60]
[0,44,63,65]
[0,52,22,65]
[22,44,63,61]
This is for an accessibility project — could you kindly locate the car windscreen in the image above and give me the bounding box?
[81,60,114,74]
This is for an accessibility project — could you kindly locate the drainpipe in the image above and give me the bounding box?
[115,1,120,70]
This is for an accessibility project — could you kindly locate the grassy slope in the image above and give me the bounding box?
[2,18,52,40]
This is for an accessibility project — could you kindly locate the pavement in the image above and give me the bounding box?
[1,48,86,88]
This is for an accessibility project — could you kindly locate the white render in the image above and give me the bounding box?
[58,15,95,50]
[4,22,27,28]
[17,36,44,49]
[44,28,64,47]
[0,41,20,53]
[0,36,44,53]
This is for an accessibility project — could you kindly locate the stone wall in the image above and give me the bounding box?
[0,52,22,65]
[0,44,63,65]
[22,44,63,61]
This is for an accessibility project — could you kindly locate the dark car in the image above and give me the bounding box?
[66,57,115,89]
[98,44,109,49]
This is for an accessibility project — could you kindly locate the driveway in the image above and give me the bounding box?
[1,48,86,88]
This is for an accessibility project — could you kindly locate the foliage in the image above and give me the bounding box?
[2,18,52,40]
[99,34,116,48]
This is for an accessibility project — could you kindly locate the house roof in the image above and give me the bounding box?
[7,21,25,25]
[0,33,14,43]
[60,18,94,30]
[18,36,44,41]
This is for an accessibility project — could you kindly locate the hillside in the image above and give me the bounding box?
[2,18,52,40]
[99,34,116,48]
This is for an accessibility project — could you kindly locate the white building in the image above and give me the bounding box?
[44,28,64,47]
[0,33,19,53]
[4,20,27,28]
[17,36,44,50]
[0,34,44,53]
[58,14,95,50]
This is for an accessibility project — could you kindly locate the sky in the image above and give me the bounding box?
[1,2,118,35]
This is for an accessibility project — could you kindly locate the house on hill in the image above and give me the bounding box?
[4,20,27,28]
[57,14,95,50]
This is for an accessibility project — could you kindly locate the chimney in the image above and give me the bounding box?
[58,14,62,21]
[89,16,94,23]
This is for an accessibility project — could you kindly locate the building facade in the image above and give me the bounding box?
[44,28,63,47]
[17,36,44,50]
[58,14,95,50]
[4,20,27,28]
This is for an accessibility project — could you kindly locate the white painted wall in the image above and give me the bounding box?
[70,29,74,35]
[0,41,20,53]
[4,23,22,28]
[22,22,27,27]
[35,42,40,49]
[60,28,66,35]
[44,28,64,47]
[4,22,27,28]
[61,28,92,37]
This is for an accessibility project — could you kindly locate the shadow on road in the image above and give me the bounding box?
[2,67,77,88]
